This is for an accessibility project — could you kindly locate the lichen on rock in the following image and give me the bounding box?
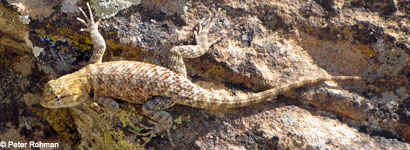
[90,0,141,18]
[1,0,410,149]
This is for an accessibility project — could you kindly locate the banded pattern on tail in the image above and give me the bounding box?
[184,76,363,110]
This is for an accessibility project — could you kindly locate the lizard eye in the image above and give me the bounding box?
[55,95,61,100]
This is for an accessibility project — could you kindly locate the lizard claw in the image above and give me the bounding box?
[77,2,100,32]
[210,36,225,47]
[135,122,175,147]
[135,130,155,146]
[195,8,223,49]
[127,121,156,146]
[137,121,155,130]
[198,8,222,34]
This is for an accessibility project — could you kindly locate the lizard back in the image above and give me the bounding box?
[84,61,363,109]
[85,61,212,104]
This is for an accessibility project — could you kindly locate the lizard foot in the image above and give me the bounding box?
[139,96,176,147]
[169,7,224,59]
[195,8,224,48]
[136,110,175,147]
[76,2,102,32]
[135,122,175,147]
[76,2,106,64]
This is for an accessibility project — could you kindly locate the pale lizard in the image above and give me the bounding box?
[40,3,364,147]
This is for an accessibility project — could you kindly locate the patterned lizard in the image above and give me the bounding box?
[40,3,365,147]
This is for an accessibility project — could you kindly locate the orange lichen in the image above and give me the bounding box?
[403,127,410,140]
[355,44,375,57]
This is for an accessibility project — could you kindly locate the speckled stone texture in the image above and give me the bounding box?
[0,0,409,149]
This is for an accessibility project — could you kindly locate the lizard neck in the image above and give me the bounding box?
[57,68,91,93]
[41,67,92,108]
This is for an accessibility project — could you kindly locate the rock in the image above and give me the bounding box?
[0,0,409,149]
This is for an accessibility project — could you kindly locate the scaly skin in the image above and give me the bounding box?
[41,3,365,147]
[42,62,363,109]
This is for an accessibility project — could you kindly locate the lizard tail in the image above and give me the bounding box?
[194,76,364,110]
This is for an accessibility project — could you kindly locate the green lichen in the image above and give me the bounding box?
[51,119,75,140]
[104,131,143,150]
[118,107,143,132]
[0,48,13,68]
[90,0,141,18]
[174,115,191,125]
[43,108,79,147]
[204,65,226,81]
[36,17,149,63]
[103,131,116,149]
[105,38,147,61]
[1,4,21,21]
[173,115,191,130]
[36,27,93,50]
[67,102,146,149]
[174,116,183,125]
[186,115,191,122]
[372,39,409,76]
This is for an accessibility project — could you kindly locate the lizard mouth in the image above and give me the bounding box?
[40,95,87,108]
[40,101,61,108]
[40,101,79,108]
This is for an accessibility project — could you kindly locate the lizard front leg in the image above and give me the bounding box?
[165,8,223,77]
[77,2,106,64]
[138,96,176,147]
[95,96,120,112]
[77,3,121,115]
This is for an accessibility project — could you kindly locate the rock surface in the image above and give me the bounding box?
[0,0,409,149]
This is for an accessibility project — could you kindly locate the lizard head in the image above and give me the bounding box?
[41,70,90,108]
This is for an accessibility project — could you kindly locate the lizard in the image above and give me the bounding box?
[40,3,365,147]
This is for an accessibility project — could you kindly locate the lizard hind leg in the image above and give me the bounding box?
[138,96,176,147]
[163,8,223,77]
[164,47,187,77]
[170,8,224,59]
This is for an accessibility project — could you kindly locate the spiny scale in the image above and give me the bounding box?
[85,61,363,110]
[86,61,210,105]
[42,3,366,147]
